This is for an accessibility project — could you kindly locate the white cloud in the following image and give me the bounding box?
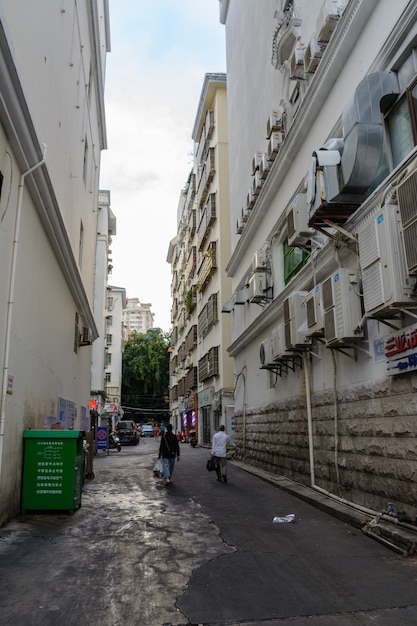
[99,1,226,331]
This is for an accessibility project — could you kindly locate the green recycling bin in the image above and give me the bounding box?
[22,430,84,514]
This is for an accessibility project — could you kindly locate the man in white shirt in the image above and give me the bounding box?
[211,425,236,483]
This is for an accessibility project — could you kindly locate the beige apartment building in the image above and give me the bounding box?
[123,297,155,335]
[220,0,417,517]
[168,73,234,444]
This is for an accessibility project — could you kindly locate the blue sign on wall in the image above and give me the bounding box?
[96,426,108,450]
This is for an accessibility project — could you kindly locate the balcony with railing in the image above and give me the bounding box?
[197,242,217,292]
[196,148,215,210]
[185,246,197,283]
[197,193,216,250]
[184,173,196,214]
[185,325,197,353]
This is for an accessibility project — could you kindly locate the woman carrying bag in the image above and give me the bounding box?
[158,424,180,485]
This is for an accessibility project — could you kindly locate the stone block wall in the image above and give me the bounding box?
[234,373,417,517]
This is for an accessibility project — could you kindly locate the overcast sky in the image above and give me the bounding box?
[99,1,226,331]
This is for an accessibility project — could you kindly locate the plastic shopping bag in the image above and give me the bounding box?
[153,458,164,477]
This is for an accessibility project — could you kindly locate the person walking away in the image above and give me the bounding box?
[211,425,236,483]
[158,424,180,485]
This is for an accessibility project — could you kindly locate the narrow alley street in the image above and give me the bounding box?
[1,438,417,626]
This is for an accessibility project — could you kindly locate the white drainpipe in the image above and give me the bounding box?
[0,144,47,477]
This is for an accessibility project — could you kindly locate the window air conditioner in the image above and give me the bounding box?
[247,187,255,210]
[316,0,340,45]
[252,248,268,272]
[357,205,417,316]
[304,35,326,74]
[267,132,284,160]
[305,285,325,336]
[249,272,267,303]
[259,338,275,367]
[251,152,263,175]
[259,154,271,180]
[236,219,244,235]
[397,168,417,275]
[322,268,363,346]
[289,47,306,80]
[266,107,285,139]
[286,192,314,247]
[272,324,293,360]
[283,292,311,349]
[251,171,264,197]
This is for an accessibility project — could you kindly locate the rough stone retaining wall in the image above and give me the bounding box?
[234,373,417,517]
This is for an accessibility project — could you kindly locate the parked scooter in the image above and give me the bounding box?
[189,430,197,448]
[109,431,121,452]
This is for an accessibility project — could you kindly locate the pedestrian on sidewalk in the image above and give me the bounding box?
[154,423,160,439]
[158,424,180,485]
[211,425,236,483]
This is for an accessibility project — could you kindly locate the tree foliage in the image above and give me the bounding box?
[122,328,170,409]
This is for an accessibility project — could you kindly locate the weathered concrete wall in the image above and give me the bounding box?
[235,373,417,517]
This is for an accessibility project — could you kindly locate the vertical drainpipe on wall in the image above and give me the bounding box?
[0,144,47,482]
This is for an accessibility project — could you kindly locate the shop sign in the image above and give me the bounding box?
[198,386,214,407]
[385,323,417,376]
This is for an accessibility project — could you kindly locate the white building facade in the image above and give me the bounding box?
[168,74,234,443]
[221,0,417,516]
[0,1,110,523]
[90,190,117,418]
[102,285,127,427]
[123,297,155,335]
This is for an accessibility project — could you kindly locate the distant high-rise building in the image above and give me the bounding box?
[123,298,155,335]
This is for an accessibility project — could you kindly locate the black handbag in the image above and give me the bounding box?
[206,457,217,472]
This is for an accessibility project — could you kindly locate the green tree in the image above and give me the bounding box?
[121,328,170,420]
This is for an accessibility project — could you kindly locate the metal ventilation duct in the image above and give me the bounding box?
[340,71,399,193]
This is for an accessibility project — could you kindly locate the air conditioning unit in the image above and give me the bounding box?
[305,285,325,336]
[316,0,340,44]
[247,187,255,210]
[267,132,284,160]
[251,171,264,197]
[259,338,275,367]
[249,272,267,303]
[236,219,244,234]
[241,207,249,223]
[397,168,417,275]
[79,327,93,346]
[322,268,363,346]
[251,152,263,175]
[289,47,306,80]
[259,154,271,180]
[266,107,285,139]
[283,291,311,349]
[358,206,417,316]
[184,357,191,370]
[272,324,293,360]
[286,192,315,247]
[252,248,268,272]
[304,35,326,73]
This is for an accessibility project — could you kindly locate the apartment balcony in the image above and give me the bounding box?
[197,243,217,292]
[185,246,197,282]
[185,324,197,353]
[197,193,216,250]
[184,174,196,215]
[196,148,215,210]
